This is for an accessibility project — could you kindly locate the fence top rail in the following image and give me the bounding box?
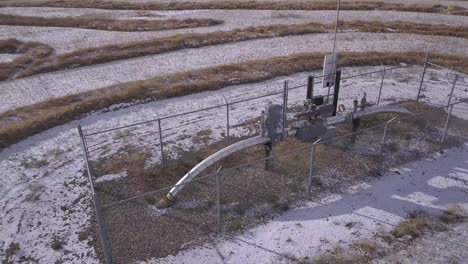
[427,62,468,78]
[83,88,290,137]
[101,100,462,208]
[82,63,417,137]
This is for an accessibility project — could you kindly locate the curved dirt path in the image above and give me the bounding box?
[1,32,467,112]
[0,9,466,53]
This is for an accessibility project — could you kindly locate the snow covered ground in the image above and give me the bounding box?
[0,9,465,54]
[2,2,468,263]
[1,65,467,263]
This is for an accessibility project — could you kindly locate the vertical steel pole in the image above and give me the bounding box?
[377,65,385,105]
[283,80,289,134]
[308,138,321,194]
[332,70,341,116]
[446,75,458,108]
[442,104,454,143]
[157,117,165,168]
[382,118,396,147]
[417,53,430,102]
[441,76,457,142]
[331,0,341,57]
[222,96,230,145]
[307,76,314,100]
[78,125,95,193]
[216,167,222,233]
[78,125,112,264]
[226,104,230,144]
[264,142,272,171]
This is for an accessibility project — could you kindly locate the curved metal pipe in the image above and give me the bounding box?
[158,136,270,208]
[327,105,411,126]
[158,104,410,208]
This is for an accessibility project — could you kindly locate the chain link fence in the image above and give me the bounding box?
[77,56,468,263]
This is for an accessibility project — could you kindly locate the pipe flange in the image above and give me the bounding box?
[157,194,176,209]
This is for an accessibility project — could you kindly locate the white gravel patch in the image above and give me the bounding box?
[0,131,98,263]
[0,53,21,63]
[95,171,128,183]
[0,9,466,54]
[1,32,467,113]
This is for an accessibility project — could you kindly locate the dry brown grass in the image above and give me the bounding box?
[14,21,330,79]
[12,20,468,79]
[0,39,53,81]
[0,39,22,53]
[1,51,467,149]
[391,215,433,238]
[2,0,467,16]
[0,14,222,32]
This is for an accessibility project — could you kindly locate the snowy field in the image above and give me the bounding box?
[2,64,468,263]
[2,33,468,113]
[1,1,468,263]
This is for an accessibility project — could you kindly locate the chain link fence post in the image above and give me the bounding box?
[308,138,321,194]
[442,104,455,143]
[377,64,385,105]
[442,75,459,143]
[222,96,230,145]
[417,53,430,102]
[381,118,396,147]
[156,112,165,168]
[283,80,289,136]
[381,118,396,171]
[78,125,112,264]
[216,166,222,233]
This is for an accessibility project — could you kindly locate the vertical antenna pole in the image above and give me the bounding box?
[331,0,341,57]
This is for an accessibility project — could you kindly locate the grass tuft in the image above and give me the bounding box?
[391,215,432,238]
[2,0,467,16]
[0,39,54,81]
[0,14,222,32]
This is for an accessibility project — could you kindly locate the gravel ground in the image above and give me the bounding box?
[0,9,466,54]
[150,145,468,264]
[1,32,467,113]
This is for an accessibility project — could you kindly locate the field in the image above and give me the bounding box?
[1,0,468,263]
